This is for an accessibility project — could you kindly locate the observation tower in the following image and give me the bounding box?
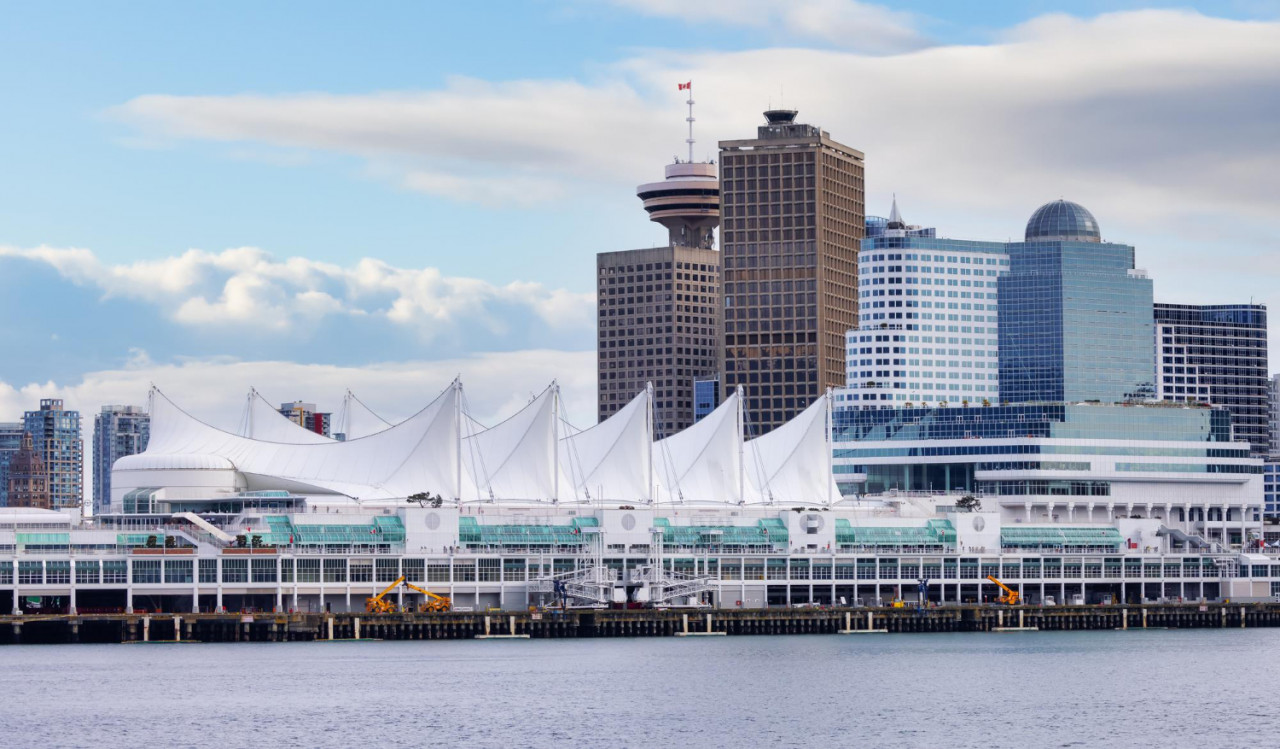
[635,83,720,249]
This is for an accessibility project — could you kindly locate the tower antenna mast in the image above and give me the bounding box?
[685,81,695,163]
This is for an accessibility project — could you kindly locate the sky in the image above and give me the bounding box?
[1,0,1279,443]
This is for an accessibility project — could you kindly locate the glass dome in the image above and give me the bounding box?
[1024,200,1100,243]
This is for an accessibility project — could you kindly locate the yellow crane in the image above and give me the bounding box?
[365,576,452,614]
[986,575,1020,605]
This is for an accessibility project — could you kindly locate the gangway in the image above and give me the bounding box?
[175,512,236,544]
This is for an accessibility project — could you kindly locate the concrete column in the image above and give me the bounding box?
[143,616,151,642]
[174,617,181,642]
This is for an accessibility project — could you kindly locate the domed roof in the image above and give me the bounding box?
[1025,200,1100,242]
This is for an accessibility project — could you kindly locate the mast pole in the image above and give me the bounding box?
[455,378,463,503]
[646,382,655,504]
[685,82,695,163]
[737,385,745,505]
[826,387,834,506]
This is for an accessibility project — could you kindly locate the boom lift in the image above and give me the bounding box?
[365,576,452,613]
[986,575,1020,605]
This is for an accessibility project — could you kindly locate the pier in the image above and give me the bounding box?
[4,602,1280,644]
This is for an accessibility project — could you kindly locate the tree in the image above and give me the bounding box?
[956,495,981,512]
[145,535,157,548]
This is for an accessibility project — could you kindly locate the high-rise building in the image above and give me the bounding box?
[93,405,150,515]
[998,200,1154,404]
[279,401,331,438]
[0,422,24,507]
[720,109,865,435]
[6,432,50,510]
[1154,303,1269,455]
[838,200,1008,409]
[23,399,82,509]
[597,90,722,437]
[597,244,721,436]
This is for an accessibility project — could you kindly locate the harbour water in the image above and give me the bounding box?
[5,630,1279,748]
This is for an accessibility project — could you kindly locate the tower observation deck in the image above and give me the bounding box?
[635,81,719,250]
[636,161,720,249]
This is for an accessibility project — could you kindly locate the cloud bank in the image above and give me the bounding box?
[0,244,594,339]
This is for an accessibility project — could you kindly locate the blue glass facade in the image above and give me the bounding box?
[999,239,1154,404]
[693,376,720,423]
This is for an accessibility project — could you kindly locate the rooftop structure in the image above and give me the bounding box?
[111,381,837,510]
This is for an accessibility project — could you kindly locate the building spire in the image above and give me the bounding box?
[887,194,905,229]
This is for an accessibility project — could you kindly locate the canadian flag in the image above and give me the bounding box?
[678,81,691,90]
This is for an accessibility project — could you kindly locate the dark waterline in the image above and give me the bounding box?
[5,630,1279,749]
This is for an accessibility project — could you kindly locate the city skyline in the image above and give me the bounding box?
[1,1,1278,438]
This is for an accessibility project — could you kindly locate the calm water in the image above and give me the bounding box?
[4,630,1279,748]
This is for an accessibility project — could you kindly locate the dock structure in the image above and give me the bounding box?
[4,602,1280,645]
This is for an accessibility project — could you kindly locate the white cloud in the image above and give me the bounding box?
[0,244,595,338]
[106,10,1280,229]
[603,0,928,53]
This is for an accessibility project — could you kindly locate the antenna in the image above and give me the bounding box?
[685,81,695,164]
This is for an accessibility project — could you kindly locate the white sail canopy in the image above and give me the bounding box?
[339,391,394,440]
[242,390,332,444]
[745,394,838,505]
[461,385,559,502]
[559,388,652,503]
[129,383,462,500]
[653,390,743,504]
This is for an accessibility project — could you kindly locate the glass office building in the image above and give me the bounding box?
[998,201,1155,404]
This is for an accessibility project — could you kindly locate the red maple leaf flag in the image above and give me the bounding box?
[678,81,691,90]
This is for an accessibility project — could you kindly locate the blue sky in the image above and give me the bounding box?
[1,0,1278,428]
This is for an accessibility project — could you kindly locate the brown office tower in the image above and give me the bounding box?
[7,432,51,510]
[719,109,864,435]
[597,157,721,438]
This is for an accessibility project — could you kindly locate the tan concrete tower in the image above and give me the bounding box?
[597,84,722,436]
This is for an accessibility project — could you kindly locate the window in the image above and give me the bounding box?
[252,558,277,583]
[323,559,346,583]
[297,558,321,583]
[199,558,217,583]
[165,559,193,584]
[221,558,248,583]
[132,559,162,584]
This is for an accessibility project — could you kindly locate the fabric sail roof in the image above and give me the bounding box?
[653,390,743,504]
[559,388,651,503]
[461,385,559,502]
[744,394,838,505]
[134,382,462,500]
[242,390,332,444]
[340,391,394,440]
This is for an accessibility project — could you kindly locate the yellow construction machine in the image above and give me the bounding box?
[365,576,452,613]
[986,575,1020,605]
